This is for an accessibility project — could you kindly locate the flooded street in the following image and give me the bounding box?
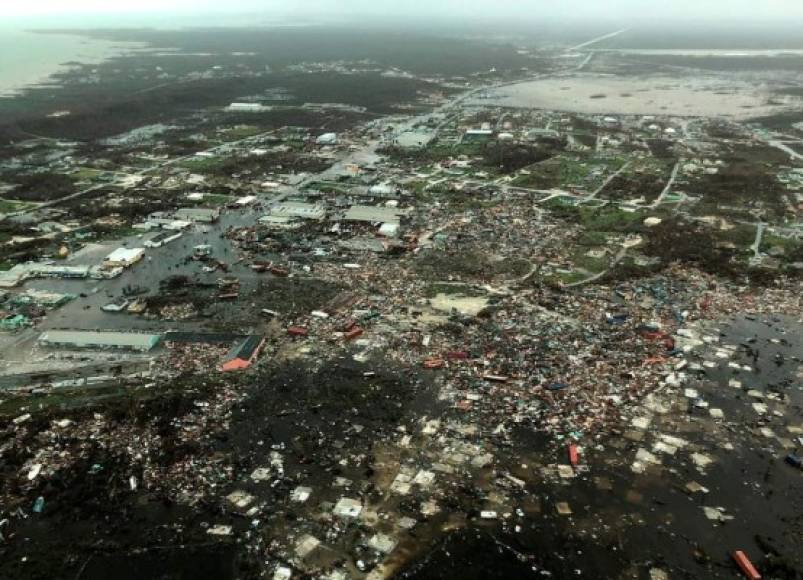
[401,314,803,579]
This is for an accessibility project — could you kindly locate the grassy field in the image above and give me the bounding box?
[219,125,266,141]
[514,153,628,192]
[71,167,104,182]
[0,198,37,213]
[179,157,226,173]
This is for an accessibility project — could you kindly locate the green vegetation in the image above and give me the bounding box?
[179,156,226,173]
[555,271,589,285]
[72,167,104,181]
[576,231,609,246]
[545,199,645,234]
[571,250,609,273]
[304,181,350,194]
[0,199,37,213]
[3,171,76,202]
[514,153,627,191]
[90,225,142,242]
[220,125,265,141]
[579,207,644,232]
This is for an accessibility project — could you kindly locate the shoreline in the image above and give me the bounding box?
[0,28,149,98]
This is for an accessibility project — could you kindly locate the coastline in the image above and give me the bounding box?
[0,27,148,98]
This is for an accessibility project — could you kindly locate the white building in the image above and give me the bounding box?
[269,202,326,220]
[39,330,161,351]
[226,102,269,113]
[316,133,338,146]
[144,231,182,249]
[103,248,145,269]
[235,195,258,206]
[174,207,220,223]
[343,205,410,225]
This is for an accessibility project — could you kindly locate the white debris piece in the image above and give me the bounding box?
[290,486,312,503]
[636,448,661,464]
[471,453,494,468]
[413,470,436,487]
[703,506,734,523]
[631,416,652,430]
[555,502,572,515]
[398,516,417,529]
[759,427,776,438]
[480,510,498,520]
[333,497,362,519]
[226,490,256,510]
[13,413,31,425]
[632,448,661,473]
[251,467,272,482]
[207,525,233,536]
[753,402,768,415]
[273,566,292,580]
[295,534,321,559]
[367,533,397,554]
[27,464,42,481]
[422,419,440,435]
[691,453,714,470]
[653,441,678,456]
[390,473,412,495]
[660,434,688,449]
[421,500,440,516]
[685,481,709,494]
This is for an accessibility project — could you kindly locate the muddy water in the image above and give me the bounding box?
[401,314,803,579]
[3,314,799,580]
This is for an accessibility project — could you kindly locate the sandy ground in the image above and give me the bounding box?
[474,74,803,119]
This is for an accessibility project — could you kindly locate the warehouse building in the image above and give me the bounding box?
[103,247,146,269]
[174,207,221,223]
[39,330,162,352]
[343,205,410,225]
[0,263,90,288]
[144,231,182,248]
[268,202,326,220]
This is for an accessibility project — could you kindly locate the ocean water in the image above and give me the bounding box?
[0,12,323,98]
[0,27,144,97]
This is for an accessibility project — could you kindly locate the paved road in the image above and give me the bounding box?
[750,222,767,264]
[564,245,628,288]
[568,29,629,52]
[586,161,632,201]
[650,160,681,208]
[767,140,803,161]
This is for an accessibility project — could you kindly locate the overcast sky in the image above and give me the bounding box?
[6,0,803,22]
